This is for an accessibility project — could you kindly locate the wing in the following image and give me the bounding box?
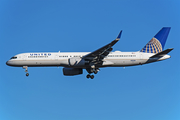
[83,31,122,65]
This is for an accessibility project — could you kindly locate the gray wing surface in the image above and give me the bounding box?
[83,31,122,64]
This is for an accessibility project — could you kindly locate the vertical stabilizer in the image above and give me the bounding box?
[140,27,171,53]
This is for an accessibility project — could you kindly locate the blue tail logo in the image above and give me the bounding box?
[140,27,171,53]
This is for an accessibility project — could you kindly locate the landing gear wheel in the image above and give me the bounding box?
[26,73,29,77]
[90,75,94,79]
[86,74,90,79]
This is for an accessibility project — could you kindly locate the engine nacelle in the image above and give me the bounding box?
[63,68,83,76]
[68,57,86,66]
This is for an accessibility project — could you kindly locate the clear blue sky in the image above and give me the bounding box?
[0,0,180,120]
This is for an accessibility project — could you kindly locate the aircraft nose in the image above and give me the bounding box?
[6,61,9,65]
[6,61,11,66]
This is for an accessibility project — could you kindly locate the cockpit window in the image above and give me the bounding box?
[10,56,17,59]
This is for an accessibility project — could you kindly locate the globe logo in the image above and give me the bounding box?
[141,38,162,53]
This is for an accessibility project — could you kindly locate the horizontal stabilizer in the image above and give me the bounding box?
[150,48,173,58]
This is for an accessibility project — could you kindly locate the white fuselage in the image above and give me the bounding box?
[6,28,172,78]
[6,51,170,68]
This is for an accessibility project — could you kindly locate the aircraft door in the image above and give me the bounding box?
[55,55,58,60]
[139,53,143,65]
[140,54,143,60]
[22,55,26,60]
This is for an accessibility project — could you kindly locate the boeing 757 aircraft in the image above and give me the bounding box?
[6,27,173,79]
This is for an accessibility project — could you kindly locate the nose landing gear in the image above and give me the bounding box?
[23,66,29,77]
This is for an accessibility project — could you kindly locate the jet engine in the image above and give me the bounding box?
[68,57,87,66]
[63,68,83,76]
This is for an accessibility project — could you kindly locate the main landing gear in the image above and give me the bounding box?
[23,66,29,77]
[86,66,99,79]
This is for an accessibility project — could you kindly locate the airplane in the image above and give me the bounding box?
[6,27,173,79]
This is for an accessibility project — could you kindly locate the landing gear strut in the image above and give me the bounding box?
[23,66,29,77]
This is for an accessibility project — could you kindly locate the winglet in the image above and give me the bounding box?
[116,30,122,40]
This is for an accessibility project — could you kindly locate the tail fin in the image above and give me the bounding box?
[140,27,171,53]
